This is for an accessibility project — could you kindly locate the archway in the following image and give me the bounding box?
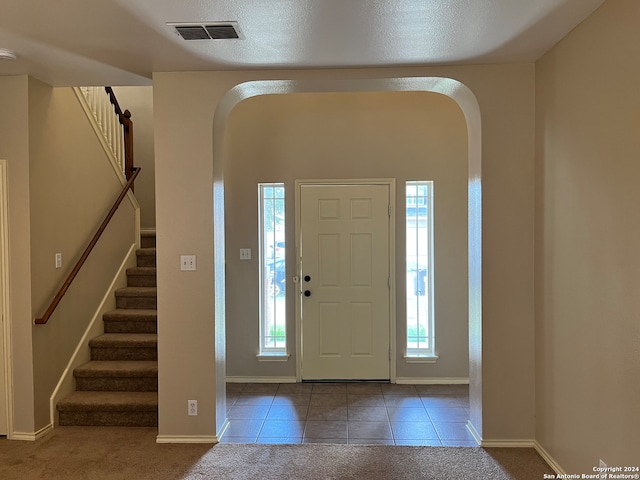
[212,77,483,438]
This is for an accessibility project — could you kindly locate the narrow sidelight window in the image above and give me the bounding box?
[258,183,286,354]
[405,181,434,356]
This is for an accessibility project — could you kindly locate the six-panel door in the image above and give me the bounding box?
[300,184,390,380]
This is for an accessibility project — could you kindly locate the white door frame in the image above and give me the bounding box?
[295,178,396,382]
[0,160,12,436]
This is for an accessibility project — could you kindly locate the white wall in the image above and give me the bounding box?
[535,0,640,471]
[153,64,535,441]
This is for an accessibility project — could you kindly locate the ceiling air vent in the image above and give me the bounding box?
[169,22,241,41]
[205,25,239,39]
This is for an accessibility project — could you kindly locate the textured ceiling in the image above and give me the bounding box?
[0,0,605,86]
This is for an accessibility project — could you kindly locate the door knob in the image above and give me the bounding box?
[304,275,311,282]
[304,290,311,297]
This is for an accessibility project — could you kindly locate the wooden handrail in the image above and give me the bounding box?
[34,167,141,325]
[105,87,134,184]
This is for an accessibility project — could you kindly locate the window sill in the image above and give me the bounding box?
[257,353,291,362]
[404,354,439,364]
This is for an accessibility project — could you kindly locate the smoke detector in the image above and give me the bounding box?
[0,49,17,61]
[167,22,242,40]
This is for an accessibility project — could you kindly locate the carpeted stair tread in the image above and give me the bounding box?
[102,309,157,334]
[103,308,157,320]
[89,333,158,361]
[135,248,156,267]
[125,267,157,286]
[57,391,157,412]
[126,267,157,275]
[115,287,157,309]
[89,333,157,348]
[75,360,158,377]
[126,266,156,274]
[115,287,157,297]
[73,360,158,392]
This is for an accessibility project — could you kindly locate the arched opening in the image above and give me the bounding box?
[212,77,483,439]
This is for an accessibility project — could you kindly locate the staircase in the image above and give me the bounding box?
[57,232,158,427]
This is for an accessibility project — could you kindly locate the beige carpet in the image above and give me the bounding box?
[0,427,553,480]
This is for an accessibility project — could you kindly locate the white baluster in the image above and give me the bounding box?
[78,86,129,177]
[102,94,108,134]
[96,92,102,130]
[96,87,103,123]
[89,88,97,119]
[94,88,101,126]
[118,127,124,173]
[108,111,115,158]
[80,87,89,107]
[113,107,121,171]
[112,113,117,163]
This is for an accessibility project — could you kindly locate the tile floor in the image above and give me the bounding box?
[221,382,476,446]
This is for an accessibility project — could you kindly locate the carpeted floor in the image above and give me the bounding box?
[0,427,554,480]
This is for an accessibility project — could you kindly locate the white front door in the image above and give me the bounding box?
[299,183,390,380]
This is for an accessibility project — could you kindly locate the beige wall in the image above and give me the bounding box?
[0,78,139,435]
[224,91,469,380]
[154,64,535,441]
[0,75,36,435]
[28,79,138,430]
[535,0,640,471]
[113,87,155,229]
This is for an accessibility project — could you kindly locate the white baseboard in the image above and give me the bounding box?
[466,422,561,473]
[226,376,468,385]
[9,423,53,441]
[217,418,230,440]
[534,441,565,475]
[466,421,482,445]
[225,376,297,384]
[480,439,535,448]
[395,377,469,385]
[156,419,229,445]
[467,420,538,448]
[156,435,219,444]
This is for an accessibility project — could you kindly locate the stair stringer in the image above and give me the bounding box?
[49,244,138,427]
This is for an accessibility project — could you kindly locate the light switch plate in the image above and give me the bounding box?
[240,248,251,260]
[180,255,196,271]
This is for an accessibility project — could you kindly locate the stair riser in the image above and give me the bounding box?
[127,275,157,287]
[116,296,157,309]
[58,411,157,427]
[136,255,156,268]
[103,320,157,334]
[140,236,156,249]
[75,377,158,392]
[91,347,157,361]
